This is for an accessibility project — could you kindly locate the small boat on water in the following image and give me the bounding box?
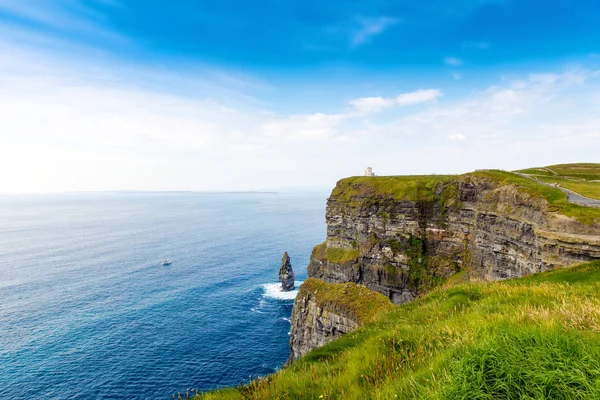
[162,260,172,266]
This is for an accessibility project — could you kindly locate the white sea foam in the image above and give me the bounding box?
[262,282,303,301]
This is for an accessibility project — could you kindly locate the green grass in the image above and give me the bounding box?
[470,170,600,225]
[297,278,394,325]
[328,166,600,225]
[325,247,360,264]
[545,163,600,181]
[199,261,600,399]
[517,163,600,181]
[534,175,600,200]
[330,175,454,203]
[516,163,600,200]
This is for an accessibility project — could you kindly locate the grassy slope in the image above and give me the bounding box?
[517,163,600,201]
[518,164,600,199]
[200,261,600,399]
[471,170,600,224]
[534,175,600,201]
[518,163,600,181]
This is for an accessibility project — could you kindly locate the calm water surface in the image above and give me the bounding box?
[0,192,326,399]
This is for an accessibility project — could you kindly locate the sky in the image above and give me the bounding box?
[0,0,599,194]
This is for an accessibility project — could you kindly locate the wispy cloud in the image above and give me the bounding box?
[261,113,348,140]
[350,16,399,47]
[350,89,443,113]
[348,97,395,113]
[396,89,443,106]
[0,0,125,42]
[445,57,463,66]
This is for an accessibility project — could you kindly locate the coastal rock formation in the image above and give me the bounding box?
[279,252,295,292]
[288,292,358,363]
[288,278,392,363]
[307,174,600,304]
[287,171,600,363]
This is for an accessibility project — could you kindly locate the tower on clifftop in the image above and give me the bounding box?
[364,167,374,177]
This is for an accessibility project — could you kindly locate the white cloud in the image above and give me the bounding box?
[1,36,600,194]
[448,133,467,141]
[349,89,443,113]
[396,89,443,106]
[0,0,126,42]
[349,97,395,113]
[445,57,463,66]
[364,69,600,174]
[261,113,348,139]
[351,16,399,47]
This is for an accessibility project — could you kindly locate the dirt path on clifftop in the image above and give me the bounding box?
[515,172,600,207]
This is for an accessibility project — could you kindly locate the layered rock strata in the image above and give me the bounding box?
[288,278,392,363]
[289,173,600,361]
[308,175,600,304]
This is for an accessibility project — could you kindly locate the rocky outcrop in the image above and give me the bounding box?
[288,294,358,363]
[279,252,295,292]
[308,174,600,304]
[288,278,392,363]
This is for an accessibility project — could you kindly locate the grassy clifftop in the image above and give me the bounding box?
[200,261,600,399]
[516,163,600,201]
[473,169,600,224]
[329,166,600,225]
[517,163,600,181]
[297,278,394,325]
[330,175,453,203]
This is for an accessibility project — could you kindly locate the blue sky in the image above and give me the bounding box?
[0,0,599,193]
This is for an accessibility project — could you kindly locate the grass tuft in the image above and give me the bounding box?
[325,247,360,264]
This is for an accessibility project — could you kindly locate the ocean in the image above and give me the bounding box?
[0,192,327,399]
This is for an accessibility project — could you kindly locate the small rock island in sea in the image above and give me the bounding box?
[278,252,295,292]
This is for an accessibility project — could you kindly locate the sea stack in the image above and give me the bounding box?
[279,252,295,292]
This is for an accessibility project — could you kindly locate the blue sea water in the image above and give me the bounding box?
[0,192,326,399]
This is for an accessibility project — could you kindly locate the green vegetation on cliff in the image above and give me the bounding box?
[330,165,600,225]
[516,163,600,201]
[330,175,453,203]
[296,278,394,325]
[534,175,600,200]
[325,247,360,264]
[473,169,600,224]
[199,261,600,399]
[518,163,600,182]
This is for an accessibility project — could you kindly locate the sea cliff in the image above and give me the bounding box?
[288,278,393,363]
[199,165,600,400]
[309,172,600,303]
[292,170,600,359]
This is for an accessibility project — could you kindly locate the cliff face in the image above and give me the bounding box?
[288,278,393,363]
[288,293,358,363]
[307,175,600,304]
[288,172,600,362]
